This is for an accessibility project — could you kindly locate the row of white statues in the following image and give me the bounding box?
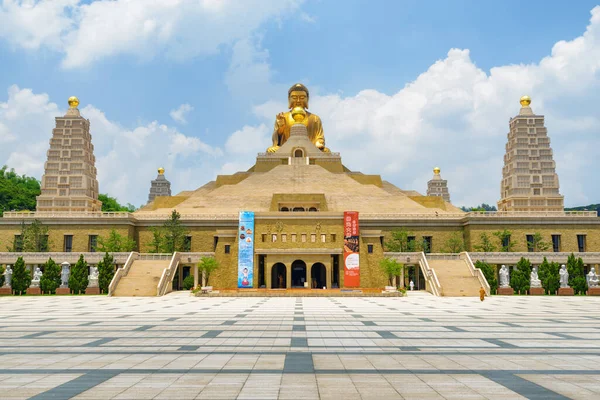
[2,262,99,290]
[498,264,599,289]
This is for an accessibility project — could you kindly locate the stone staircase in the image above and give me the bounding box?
[427,259,481,297]
[112,259,171,297]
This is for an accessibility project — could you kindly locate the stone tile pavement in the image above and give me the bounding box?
[0,291,599,399]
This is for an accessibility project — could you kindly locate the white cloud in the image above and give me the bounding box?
[224,6,600,207]
[169,103,193,124]
[0,85,222,206]
[0,0,306,68]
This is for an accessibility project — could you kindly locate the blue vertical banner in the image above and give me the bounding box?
[237,211,255,288]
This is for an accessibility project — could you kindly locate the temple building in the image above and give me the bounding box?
[147,168,172,203]
[35,97,102,213]
[426,167,451,203]
[498,96,564,212]
[1,89,599,297]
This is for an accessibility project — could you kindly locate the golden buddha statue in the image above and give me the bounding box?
[267,83,330,153]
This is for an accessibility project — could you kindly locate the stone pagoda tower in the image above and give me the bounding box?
[497,96,564,212]
[36,97,102,212]
[147,167,172,203]
[426,167,451,203]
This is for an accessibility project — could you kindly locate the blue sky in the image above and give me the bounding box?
[1,0,599,208]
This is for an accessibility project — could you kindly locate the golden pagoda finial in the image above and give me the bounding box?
[158,167,165,175]
[520,95,531,107]
[68,96,79,109]
[433,167,441,175]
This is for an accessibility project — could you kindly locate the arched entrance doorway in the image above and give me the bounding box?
[271,263,286,288]
[311,263,326,288]
[291,260,307,288]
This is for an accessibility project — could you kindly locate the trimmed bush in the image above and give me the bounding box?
[538,257,560,295]
[69,255,89,294]
[0,265,4,287]
[475,261,497,294]
[183,275,195,290]
[510,257,531,294]
[11,256,30,294]
[40,257,61,294]
[98,252,115,294]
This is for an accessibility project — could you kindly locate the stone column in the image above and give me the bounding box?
[265,258,271,289]
[399,266,405,288]
[325,260,332,289]
[286,265,292,289]
[193,264,199,288]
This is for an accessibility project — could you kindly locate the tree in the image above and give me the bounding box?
[147,227,164,253]
[529,232,550,252]
[0,265,4,287]
[98,252,115,294]
[474,261,497,294]
[510,257,531,294]
[97,229,136,252]
[11,256,30,294]
[69,255,89,294]
[99,193,136,212]
[18,220,50,252]
[384,228,418,252]
[0,166,40,216]
[161,210,189,253]
[538,257,560,295]
[493,229,516,252]
[40,257,61,294]
[566,253,587,295]
[473,232,496,252]
[461,203,497,212]
[379,257,403,287]
[442,232,465,253]
[197,256,220,287]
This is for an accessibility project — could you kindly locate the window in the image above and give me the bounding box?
[577,235,586,253]
[331,234,336,242]
[184,236,192,252]
[89,235,98,252]
[321,234,326,243]
[262,234,267,242]
[291,234,297,243]
[311,234,316,243]
[367,244,374,254]
[13,235,23,252]
[64,235,73,252]
[282,234,287,242]
[551,235,561,252]
[526,235,534,252]
[294,149,304,157]
[407,236,416,251]
[422,236,432,254]
[293,207,305,212]
[272,234,277,242]
[501,235,511,250]
[301,234,307,243]
[224,244,231,254]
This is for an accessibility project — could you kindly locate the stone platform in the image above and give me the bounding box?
[558,287,575,296]
[529,287,545,295]
[197,288,404,297]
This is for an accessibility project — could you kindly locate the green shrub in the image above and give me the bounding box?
[40,258,61,294]
[510,257,531,294]
[69,255,89,294]
[11,256,30,294]
[538,257,560,295]
[475,261,497,294]
[98,252,115,294]
[567,253,587,295]
[183,275,195,290]
[0,265,4,287]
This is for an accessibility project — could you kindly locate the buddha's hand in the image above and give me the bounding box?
[267,145,280,153]
[275,112,286,131]
[315,138,325,149]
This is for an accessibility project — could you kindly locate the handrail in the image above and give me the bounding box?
[139,253,172,260]
[470,252,600,264]
[0,252,131,264]
[157,252,180,297]
[462,252,490,296]
[419,252,442,297]
[108,252,138,296]
[426,253,461,260]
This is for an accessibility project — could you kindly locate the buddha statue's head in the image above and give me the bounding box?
[288,83,309,109]
[291,106,306,122]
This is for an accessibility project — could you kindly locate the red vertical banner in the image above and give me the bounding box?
[343,211,360,287]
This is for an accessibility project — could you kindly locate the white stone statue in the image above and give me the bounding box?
[30,267,43,288]
[409,280,414,291]
[559,264,569,288]
[60,262,70,287]
[88,266,99,288]
[499,265,510,288]
[3,265,12,288]
[530,266,542,288]
[587,267,599,288]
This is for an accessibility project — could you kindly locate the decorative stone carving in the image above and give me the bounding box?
[30,267,43,288]
[530,266,542,288]
[559,264,569,288]
[499,265,510,288]
[88,266,99,288]
[3,265,12,288]
[60,262,70,288]
[587,267,599,288]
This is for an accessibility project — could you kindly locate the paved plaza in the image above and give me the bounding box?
[0,292,600,399]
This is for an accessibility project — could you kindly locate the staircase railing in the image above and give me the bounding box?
[419,252,442,297]
[461,252,490,296]
[108,251,138,296]
[157,252,180,297]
